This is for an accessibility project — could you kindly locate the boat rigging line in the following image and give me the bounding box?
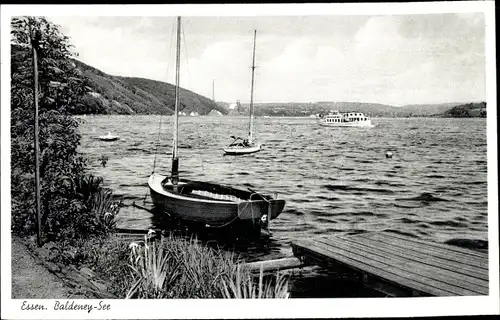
[181,20,206,174]
[152,19,176,174]
[181,24,192,89]
[146,19,176,204]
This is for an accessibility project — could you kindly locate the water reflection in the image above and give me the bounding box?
[148,205,283,262]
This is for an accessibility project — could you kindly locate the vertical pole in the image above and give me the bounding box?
[171,16,181,186]
[212,79,215,102]
[30,23,42,247]
[248,30,257,143]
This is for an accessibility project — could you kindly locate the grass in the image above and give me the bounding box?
[82,234,291,299]
[126,236,182,298]
[35,229,291,299]
[221,265,290,299]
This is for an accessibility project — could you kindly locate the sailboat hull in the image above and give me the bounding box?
[98,136,119,141]
[148,173,285,227]
[223,143,262,155]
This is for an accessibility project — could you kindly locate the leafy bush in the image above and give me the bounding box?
[10,17,117,243]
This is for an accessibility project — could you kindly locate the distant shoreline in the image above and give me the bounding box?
[74,114,487,119]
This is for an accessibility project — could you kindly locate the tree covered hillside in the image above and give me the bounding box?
[69,61,485,118]
[73,59,226,115]
[120,76,227,116]
[442,102,487,118]
[240,101,486,117]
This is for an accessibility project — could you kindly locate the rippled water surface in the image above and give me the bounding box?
[78,115,488,257]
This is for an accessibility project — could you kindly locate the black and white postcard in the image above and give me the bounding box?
[1,2,498,319]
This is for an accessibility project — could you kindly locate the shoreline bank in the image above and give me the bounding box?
[12,236,116,299]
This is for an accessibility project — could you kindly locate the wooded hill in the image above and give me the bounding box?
[73,59,485,118]
[74,59,225,115]
[237,101,486,118]
[442,102,487,118]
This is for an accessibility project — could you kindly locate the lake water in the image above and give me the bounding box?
[77,115,488,263]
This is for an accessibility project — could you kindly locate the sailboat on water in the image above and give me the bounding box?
[223,30,261,156]
[147,17,285,232]
[98,131,120,141]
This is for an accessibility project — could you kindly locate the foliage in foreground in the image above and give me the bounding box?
[10,17,117,243]
[126,235,290,299]
[62,234,290,299]
[55,235,132,297]
[221,265,290,299]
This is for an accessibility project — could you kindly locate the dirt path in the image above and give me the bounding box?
[11,236,87,299]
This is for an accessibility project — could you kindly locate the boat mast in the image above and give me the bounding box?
[248,30,257,143]
[171,16,181,185]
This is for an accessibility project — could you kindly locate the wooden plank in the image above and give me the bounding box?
[242,257,306,273]
[294,238,458,296]
[293,239,451,296]
[365,232,489,264]
[314,237,488,295]
[362,233,488,270]
[373,231,487,258]
[309,237,484,296]
[350,233,488,281]
[346,234,488,280]
[316,236,488,291]
[364,232,488,268]
[293,231,489,296]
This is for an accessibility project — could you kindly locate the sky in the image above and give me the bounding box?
[48,13,486,106]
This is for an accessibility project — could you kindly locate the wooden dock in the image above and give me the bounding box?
[291,231,489,297]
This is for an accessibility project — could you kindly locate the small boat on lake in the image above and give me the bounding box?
[224,135,261,155]
[148,17,285,233]
[98,132,120,141]
[223,30,262,155]
[319,110,374,128]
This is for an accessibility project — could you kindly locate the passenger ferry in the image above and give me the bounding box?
[319,110,374,128]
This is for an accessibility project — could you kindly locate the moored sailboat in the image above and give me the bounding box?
[148,18,285,232]
[223,30,262,155]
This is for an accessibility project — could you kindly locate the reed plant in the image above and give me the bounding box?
[126,236,181,298]
[57,233,290,299]
[74,174,104,203]
[124,235,290,299]
[90,188,119,230]
[168,236,242,298]
[221,265,290,299]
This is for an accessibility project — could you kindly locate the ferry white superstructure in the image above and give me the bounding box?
[319,110,374,127]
